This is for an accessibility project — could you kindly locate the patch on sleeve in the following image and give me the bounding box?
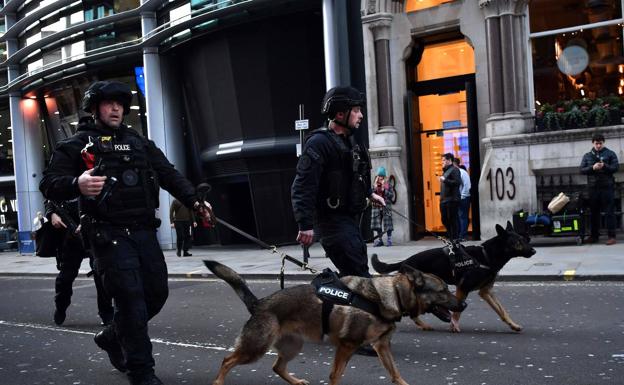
[297,154,312,172]
[306,147,321,162]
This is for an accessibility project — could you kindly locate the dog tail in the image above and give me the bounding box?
[203,260,258,313]
[370,253,402,274]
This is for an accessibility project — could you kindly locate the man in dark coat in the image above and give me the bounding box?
[580,133,619,245]
[439,153,461,241]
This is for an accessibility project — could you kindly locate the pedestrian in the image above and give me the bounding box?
[169,198,196,256]
[580,132,619,245]
[453,158,471,241]
[291,86,385,356]
[371,166,394,247]
[439,153,461,241]
[39,80,214,385]
[46,199,113,327]
[32,211,47,232]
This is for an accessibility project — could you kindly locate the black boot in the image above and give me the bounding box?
[53,307,66,326]
[129,373,164,385]
[94,329,127,372]
[99,312,114,326]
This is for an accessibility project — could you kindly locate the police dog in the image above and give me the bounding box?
[372,222,535,333]
[204,260,465,385]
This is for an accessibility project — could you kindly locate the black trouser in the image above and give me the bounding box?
[319,215,371,278]
[589,187,616,238]
[174,220,192,253]
[440,200,459,240]
[55,236,113,320]
[92,227,169,380]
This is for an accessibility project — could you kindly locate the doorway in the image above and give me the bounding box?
[406,38,481,239]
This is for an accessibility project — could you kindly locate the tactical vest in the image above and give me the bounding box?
[308,128,371,215]
[80,130,160,225]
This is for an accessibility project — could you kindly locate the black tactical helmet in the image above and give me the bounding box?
[321,86,365,119]
[82,80,133,115]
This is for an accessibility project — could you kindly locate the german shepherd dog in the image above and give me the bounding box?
[372,222,536,333]
[204,260,466,385]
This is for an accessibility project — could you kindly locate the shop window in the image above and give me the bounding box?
[406,0,455,13]
[530,0,624,107]
[416,40,474,82]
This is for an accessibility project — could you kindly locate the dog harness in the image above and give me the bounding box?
[311,269,391,335]
[444,243,491,277]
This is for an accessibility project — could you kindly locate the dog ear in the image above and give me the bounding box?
[403,265,425,288]
[506,221,514,231]
[495,223,507,236]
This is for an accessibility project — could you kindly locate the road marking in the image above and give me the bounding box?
[0,320,260,354]
[563,269,576,281]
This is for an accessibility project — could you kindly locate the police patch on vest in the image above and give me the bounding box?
[317,285,352,304]
[297,154,312,171]
[114,144,131,151]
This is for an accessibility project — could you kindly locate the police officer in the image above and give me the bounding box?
[46,198,113,326]
[291,86,385,278]
[40,80,213,385]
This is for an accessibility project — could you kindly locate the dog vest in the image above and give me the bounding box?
[311,269,386,335]
[444,244,490,276]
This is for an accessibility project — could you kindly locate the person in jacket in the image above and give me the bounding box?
[439,153,461,241]
[169,198,197,256]
[371,166,395,247]
[39,80,214,385]
[453,157,471,241]
[580,133,619,245]
[291,86,385,278]
[46,199,113,326]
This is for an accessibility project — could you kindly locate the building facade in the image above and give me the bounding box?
[3,0,623,250]
[362,0,624,240]
[1,0,370,249]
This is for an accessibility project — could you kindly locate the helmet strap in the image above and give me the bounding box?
[330,108,354,134]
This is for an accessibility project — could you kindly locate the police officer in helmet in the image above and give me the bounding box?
[291,86,385,278]
[40,80,214,385]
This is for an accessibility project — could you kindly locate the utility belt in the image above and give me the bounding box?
[80,214,161,251]
[311,269,392,336]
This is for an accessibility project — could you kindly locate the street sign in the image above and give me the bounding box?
[295,119,309,130]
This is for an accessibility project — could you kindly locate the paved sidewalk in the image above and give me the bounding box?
[1,236,623,281]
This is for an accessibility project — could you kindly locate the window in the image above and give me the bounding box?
[406,0,455,13]
[530,0,624,106]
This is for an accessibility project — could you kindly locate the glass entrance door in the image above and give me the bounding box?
[418,90,470,232]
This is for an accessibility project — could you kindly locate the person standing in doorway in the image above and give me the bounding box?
[371,166,394,247]
[580,133,619,245]
[170,198,197,256]
[453,157,471,241]
[439,153,461,241]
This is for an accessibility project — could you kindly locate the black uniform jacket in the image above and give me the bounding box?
[39,121,198,214]
[292,128,368,232]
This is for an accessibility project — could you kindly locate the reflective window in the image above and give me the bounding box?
[530,0,624,106]
[406,0,456,13]
[530,0,622,33]
[0,102,13,177]
[416,40,475,82]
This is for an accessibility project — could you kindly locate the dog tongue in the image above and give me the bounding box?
[430,306,451,323]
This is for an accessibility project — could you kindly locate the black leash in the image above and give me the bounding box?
[214,217,317,289]
[381,206,456,251]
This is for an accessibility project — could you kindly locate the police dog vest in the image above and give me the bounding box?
[311,269,386,335]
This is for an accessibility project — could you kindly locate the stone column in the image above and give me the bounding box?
[5,8,46,251]
[142,11,176,249]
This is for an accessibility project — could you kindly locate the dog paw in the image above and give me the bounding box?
[449,322,461,333]
[510,323,523,332]
[419,324,434,331]
[293,380,310,385]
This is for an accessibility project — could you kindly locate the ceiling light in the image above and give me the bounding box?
[130,106,140,110]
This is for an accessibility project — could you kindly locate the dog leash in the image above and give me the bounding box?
[213,216,317,289]
[381,206,457,251]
